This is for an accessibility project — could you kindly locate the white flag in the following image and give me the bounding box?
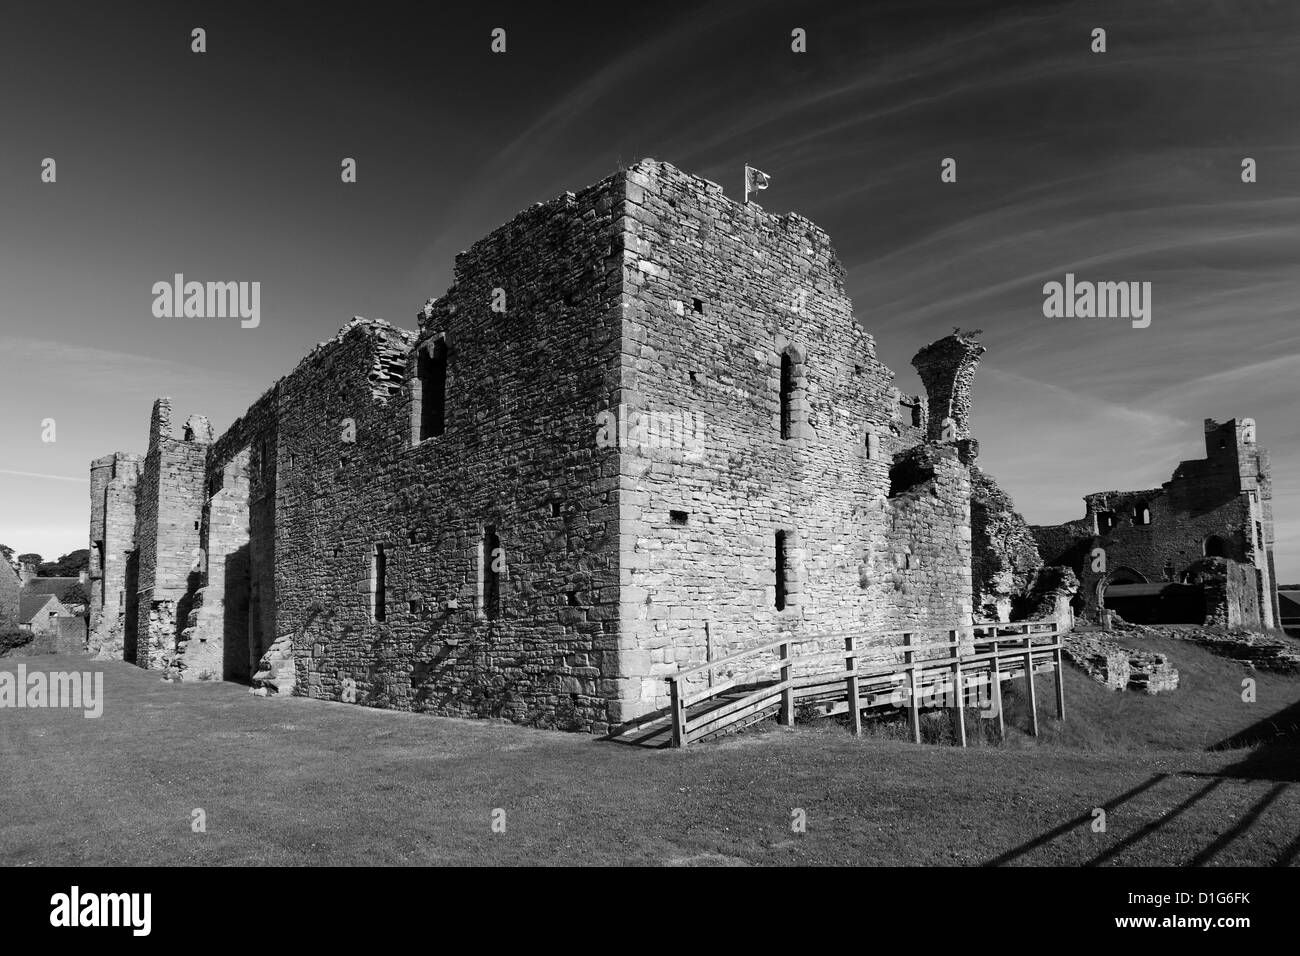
[745,165,771,197]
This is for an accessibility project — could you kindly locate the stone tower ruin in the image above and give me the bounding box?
[89,159,1077,733]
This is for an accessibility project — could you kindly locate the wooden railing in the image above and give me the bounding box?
[666,621,1065,747]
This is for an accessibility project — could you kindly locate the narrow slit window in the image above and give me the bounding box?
[372,544,387,622]
[482,526,501,619]
[94,540,105,603]
[775,531,787,611]
[418,340,447,440]
[780,352,794,440]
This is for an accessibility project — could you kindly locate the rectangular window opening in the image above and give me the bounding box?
[780,353,794,440]
[418,340,448,440]
[775,530,788,611]
[482,526,501,619]
[94,540,105,603]
[372,544,387,623]
[669,509,689,526]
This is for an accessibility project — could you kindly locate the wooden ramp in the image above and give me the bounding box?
[606,684,783,748]
[651,622,1067,748]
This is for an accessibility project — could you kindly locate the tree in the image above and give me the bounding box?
[62,581,89,608]
[39,550,89,578]
[17,553,42,567]
[0,544,13,565]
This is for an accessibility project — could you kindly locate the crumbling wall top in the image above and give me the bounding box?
[911,329,986,443]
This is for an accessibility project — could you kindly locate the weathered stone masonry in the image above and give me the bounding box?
[91,159,1073,733]
[88,451,142,659]
[1032,417,1279,630]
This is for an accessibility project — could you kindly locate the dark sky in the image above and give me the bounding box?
[2,0,1298,580]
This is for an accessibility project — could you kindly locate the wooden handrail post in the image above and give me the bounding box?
[845,635,861,736]
[950,628,966,747]
[1024,640,1039,737]
[991,639,1005,741]
[1053,629,1066,720]
[904,632,920,744]
[778,641,794,726]
[705,620,714,689]
[669,677,687,748]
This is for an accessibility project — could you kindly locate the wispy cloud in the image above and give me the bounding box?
[0,336,261,397]
[0,469,89,483]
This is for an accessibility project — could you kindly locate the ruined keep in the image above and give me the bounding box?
[90,159,1070,734]
[1032,418,1280,630]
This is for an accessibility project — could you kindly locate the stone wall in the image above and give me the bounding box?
[176,450,253,680]
[132,400,210,669]
[88,452,141,657]
[912,333,985,443]
[882,444,973,631]
[968,463,1046,622]
[269,168,625,732]
[196,384,280,683]
[90,159,1002,734]
[610,160,973,721]
[1187,556,1261,628]
[1031,417,1275,629]
[9,615,87,656]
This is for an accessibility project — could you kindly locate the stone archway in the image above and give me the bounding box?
[1101,566,1204,625]
[1203,534,1228,558]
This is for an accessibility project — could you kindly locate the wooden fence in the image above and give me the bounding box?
[666,621,1065,747]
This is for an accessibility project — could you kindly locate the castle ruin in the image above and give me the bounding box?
[88,158,1262,735]
[1032,418,1279,630]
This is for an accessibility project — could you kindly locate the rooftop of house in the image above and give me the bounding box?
[19,592,63,623]
[21,577,87,607]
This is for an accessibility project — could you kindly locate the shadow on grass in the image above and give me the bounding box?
[981,667,1300,864]
[984,772,1298,867]
[1205,698,1300,782]
[981,773,1170,866]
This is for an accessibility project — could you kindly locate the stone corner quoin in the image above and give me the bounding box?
[82,158,1278,735]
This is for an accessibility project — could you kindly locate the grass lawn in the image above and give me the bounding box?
[2,636,1299,866]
